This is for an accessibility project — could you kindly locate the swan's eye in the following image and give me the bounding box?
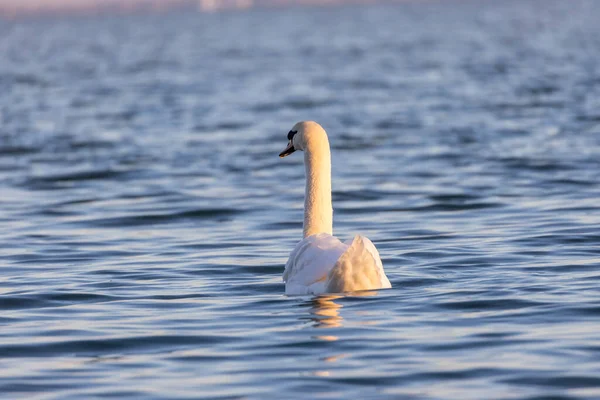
[287,130,297,141]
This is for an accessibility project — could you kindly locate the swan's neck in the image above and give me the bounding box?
[303,136,333,238]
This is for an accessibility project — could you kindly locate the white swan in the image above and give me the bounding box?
[279,121,392,295]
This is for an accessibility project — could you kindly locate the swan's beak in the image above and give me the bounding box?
[279,141,296,158]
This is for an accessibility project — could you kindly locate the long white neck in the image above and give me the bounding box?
[303,134,333,238]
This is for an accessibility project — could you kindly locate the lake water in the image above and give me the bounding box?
[1,0,600,398]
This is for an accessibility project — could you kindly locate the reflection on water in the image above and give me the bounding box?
[310,295,344,329]
[309,291,379,330]
[309,295,351,378]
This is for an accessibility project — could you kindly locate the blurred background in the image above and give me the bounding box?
[1,0,600,399]
[4,0,385,15]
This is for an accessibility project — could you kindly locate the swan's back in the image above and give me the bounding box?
[283,233,391,295]
[283,233,346,295]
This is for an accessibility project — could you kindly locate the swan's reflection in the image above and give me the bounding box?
[310,294,344,329]
[308,290,379,331]
[307,292,378,378]
[310,295,345,377]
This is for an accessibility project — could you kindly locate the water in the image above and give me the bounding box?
[1,0,600,398]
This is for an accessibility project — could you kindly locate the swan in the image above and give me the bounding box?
[279,121,392,295]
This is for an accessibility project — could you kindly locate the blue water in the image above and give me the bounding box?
[1,1,600,398]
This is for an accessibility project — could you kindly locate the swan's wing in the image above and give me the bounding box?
[359,236,392,288]
[327,235,392,293]
[283,233,347,294]
[347,235,383,271]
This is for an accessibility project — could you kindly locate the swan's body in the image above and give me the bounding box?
[279,121,391,295]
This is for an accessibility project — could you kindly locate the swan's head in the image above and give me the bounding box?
[279,121,326,158]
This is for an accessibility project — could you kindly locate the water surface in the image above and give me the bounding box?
[1,1,600,398]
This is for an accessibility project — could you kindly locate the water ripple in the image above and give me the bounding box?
[2,1,600,399]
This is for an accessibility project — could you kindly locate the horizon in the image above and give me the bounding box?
[0,0,421,18]
[0,0,187,16]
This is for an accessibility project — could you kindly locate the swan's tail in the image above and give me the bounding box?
[326,236,391,293]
